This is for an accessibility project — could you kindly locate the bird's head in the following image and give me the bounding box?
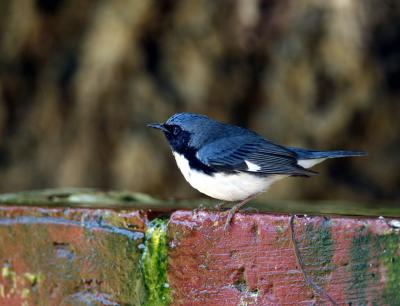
[148,113,213,153]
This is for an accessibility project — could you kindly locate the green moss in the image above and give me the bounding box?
[0,265,47,302]
[141,219,171,306]
[348,230,371,305]
[102,227,146,305]
[21,288,30,299]
[275,225,286,235]
[1,265,17,288]
[301,219,335,286]
[24,272,44,286]
[348,229,400,305]
[376,232,400,305]
[1,188,400,217]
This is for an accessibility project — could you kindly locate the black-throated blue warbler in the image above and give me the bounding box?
[148,113,366,228]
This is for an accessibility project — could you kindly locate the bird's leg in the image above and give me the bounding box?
[223,194,258,230]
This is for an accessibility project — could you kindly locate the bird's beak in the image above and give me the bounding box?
[147,123,169,133]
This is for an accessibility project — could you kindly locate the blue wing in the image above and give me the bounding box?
[196,136,316,176]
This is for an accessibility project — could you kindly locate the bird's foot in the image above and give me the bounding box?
[223,205,239,231]
[223,195,257,231]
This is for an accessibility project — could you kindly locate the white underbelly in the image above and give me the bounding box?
[173,152,283,201]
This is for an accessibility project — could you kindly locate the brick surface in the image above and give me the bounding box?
[0,207,147,306]
[168,211,400,306]
[0,194,399,306]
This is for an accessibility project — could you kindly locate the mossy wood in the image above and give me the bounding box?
[0,188,399,217]
[0,189,399,305]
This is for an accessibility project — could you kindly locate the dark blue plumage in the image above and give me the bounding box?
[196,135,313,176]
[149,113,365,178]
[148,112,366,204]
[287,147,366,160]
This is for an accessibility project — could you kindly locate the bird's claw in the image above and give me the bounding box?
[221,195,257,231]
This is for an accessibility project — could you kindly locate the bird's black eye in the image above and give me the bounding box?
[172,126,181,136]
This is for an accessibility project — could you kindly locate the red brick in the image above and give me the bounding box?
[0,207,147,306]
[168,211,400,305]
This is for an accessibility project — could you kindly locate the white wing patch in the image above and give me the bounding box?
[297,158,326,168]
[245,160,261,171]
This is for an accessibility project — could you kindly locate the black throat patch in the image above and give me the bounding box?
[165,129,216,175]
[177,146,216,176]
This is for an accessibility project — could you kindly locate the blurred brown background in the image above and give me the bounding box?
[0,0,399,203]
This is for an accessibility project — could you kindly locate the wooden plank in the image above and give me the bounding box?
[0,188,399,217]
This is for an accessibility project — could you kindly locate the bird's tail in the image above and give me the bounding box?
[288,147,367,160]
[288,147,366,169]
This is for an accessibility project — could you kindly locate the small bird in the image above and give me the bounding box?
[148,113,366,228]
